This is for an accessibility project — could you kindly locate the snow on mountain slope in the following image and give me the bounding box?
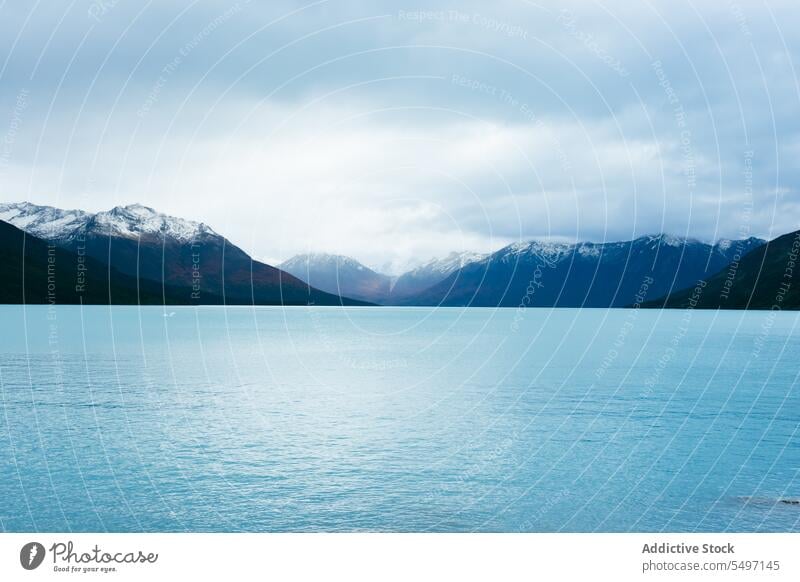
[87,204,218,242]
[0,202,89,239]
[493,234,758,266]
[404,251,488,278]
[499,240,574,263]
[0,202,217,242]
[388,251,487,299]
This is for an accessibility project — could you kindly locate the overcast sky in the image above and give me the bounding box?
[1,0,799,272]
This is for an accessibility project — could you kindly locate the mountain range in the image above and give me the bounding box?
[2,200,796,309]
[402,235,766,308]
[0,202,367,306]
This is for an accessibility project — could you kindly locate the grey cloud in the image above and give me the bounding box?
[1,0,799,268]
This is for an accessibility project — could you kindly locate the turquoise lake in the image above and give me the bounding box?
[0,305,798,532]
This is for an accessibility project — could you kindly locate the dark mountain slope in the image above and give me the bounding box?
[646,230,800,310]
[66,227,366,306]
[0,219,204,304]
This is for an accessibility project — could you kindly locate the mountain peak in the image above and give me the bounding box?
[279,252,390,303]
[111,203,158,216]
[280,252,379,274]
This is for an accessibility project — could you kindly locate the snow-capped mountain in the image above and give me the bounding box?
[280,253,392,304]
[404,234,766,308]
[85,203,218,242]
[281,252,375,274]
[0,202,216,242]
[0,202,366,306]
[390,251,488,299]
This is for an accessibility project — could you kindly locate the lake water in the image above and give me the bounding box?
[0,305,798,532]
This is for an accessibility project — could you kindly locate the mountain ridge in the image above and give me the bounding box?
[0,201,218,243]
[3,200,782,309]
[401,234,766,308]
[0,202,369,306]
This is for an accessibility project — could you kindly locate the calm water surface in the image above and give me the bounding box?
[0,305,798,532]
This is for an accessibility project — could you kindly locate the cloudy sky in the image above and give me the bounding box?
[0,0,798,272]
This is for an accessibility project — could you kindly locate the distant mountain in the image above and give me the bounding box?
[279,250,489,304]
[402,235,766,308]
[647,230,800,309]
[0,218,210,304]
[390,251,487,299]
[279,253,391,304]
[0,202,367,306]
